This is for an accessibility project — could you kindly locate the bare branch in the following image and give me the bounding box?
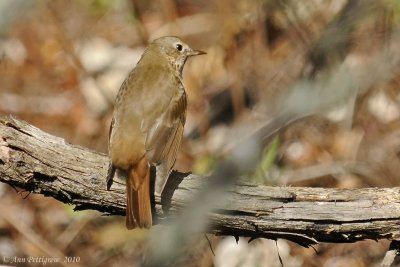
[1,116,400,247]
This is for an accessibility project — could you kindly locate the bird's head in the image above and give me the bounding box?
[150,36,206,74]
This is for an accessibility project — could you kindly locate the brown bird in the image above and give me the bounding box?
[106,36,205,229]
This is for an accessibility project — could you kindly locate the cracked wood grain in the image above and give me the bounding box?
[1,116,400,247]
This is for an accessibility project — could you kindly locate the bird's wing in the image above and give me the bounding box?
[145,83,187,194]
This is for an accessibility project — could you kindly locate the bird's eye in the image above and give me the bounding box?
[175,43,183,51]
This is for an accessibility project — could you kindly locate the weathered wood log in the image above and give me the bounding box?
[0,116,400,247]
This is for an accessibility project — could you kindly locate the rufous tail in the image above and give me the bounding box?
[126,157,152,229]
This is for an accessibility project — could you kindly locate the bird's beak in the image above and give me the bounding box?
[188,49,207,56]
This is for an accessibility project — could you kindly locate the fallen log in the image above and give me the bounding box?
[1,116,399,248]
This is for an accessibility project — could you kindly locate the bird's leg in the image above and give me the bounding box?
[106,162,116,190]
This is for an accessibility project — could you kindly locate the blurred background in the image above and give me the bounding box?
[0,0,400,266]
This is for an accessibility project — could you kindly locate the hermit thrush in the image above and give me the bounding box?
[106,36,205,229]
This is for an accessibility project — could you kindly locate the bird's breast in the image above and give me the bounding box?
[109,62,182,169]
[109,117,146,170]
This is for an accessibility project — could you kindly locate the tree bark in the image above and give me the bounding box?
[1,116,400,247]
